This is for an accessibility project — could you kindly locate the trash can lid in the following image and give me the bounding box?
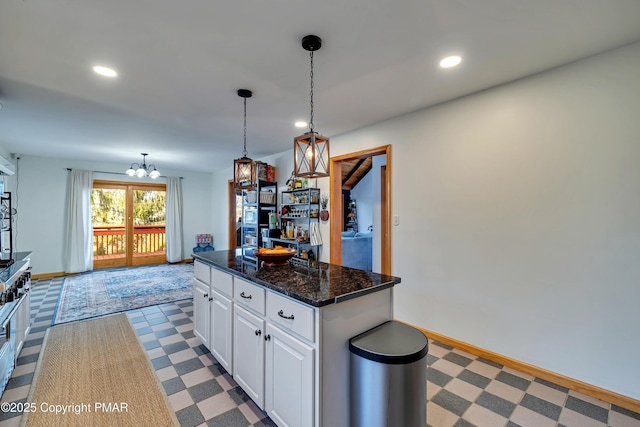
[349,320,429,364]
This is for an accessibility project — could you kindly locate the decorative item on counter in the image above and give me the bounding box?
[254,246,297,267]
[320,193,329,221]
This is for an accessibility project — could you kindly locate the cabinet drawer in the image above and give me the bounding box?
[194,260,211,285]
[267,292,315,343]
[211,267,233,297]
[234,278,265,315]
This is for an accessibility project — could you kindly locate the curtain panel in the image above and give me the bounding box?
[64,169,94,273]
[165,177,184,263]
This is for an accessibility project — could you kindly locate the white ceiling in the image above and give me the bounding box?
[1,0,640,173]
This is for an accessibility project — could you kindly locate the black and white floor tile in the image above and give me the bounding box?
[1,276,639,427]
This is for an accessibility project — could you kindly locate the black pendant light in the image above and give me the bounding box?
[294,35,330,178]
[234,89,255,188]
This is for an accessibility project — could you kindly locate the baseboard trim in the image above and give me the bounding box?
[408,323,640,414]
[31,272,66,280]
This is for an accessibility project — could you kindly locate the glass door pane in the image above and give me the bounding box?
[132,189,166,258]
[91,188,126,261]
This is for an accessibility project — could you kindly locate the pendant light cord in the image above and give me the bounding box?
[243,97,248,157]
[309,50,315,133]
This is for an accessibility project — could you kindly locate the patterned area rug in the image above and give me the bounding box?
[52,263,193,325]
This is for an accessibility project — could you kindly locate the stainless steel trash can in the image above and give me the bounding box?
[349,320,429,427]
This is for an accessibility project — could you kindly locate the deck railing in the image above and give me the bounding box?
[93,225,166,259]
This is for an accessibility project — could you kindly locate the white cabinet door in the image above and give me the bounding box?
[233,305,265,408]
[211,289,233,373]
[265,324,315,427]
[193,279,211,349]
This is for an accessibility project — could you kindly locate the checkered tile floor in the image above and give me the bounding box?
[1,276,639,427]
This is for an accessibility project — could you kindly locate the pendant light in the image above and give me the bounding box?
[234,89,256,188]
[294,35,330,178]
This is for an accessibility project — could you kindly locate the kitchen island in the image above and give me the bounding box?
[192,250,401,427]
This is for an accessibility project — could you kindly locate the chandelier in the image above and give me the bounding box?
[293,35,329,178]
[234,89,256,188]
[125,153,161,179]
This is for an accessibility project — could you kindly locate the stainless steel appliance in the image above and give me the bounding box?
[0,260,30,396]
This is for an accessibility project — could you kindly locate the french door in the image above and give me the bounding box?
[91,180,167,269]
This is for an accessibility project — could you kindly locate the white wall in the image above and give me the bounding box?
[328,42,640,399]
[5,155,212,275]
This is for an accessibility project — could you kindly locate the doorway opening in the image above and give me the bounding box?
[91,180,167,269]
[329,145,392,274]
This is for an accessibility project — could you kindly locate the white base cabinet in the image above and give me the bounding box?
[233,305,265,407]
[210,289,233,373]
[193,279,210,348]
[265,324,314,427]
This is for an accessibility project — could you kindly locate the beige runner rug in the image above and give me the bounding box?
[21,313,178,426]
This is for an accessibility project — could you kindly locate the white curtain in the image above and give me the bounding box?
[166,177,184,263]
[64,169,93,273]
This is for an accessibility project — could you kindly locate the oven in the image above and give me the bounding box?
[0,260,30,395]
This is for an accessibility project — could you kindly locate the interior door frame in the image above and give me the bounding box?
[329,145,392,274]
[228,180,240,250]
[93,180,167,268]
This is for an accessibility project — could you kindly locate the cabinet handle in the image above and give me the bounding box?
[203,293,209,298]
[255,329,262,336]
[278,310,295,320]
[240,292,252,299]
[209,297,213,302]
[264,334,271,341]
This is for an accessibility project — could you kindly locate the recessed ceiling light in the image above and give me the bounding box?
[93,65,118,78]
[439,56,462,68]
[295,121,307,128]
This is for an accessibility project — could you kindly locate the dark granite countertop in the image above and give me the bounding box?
[192,250,401,307]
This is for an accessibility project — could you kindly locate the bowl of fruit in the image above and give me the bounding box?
[254,246,297,267]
